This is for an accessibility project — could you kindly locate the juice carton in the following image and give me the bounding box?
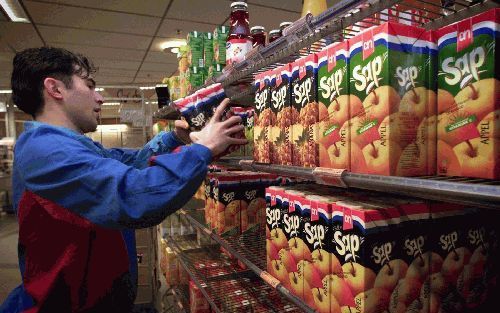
[380,1,442,27]
[214,174,241,236]
[348,23,435,176]
[303,194,353,313]
[430,203,497,311]
[436,8,500,179]
[317,41,352,170]
[239,173,262,233]
[189,280,211,313]
[254,71,272,163]
[270,63,294,166]
[265,186,287,279]
[291,53,319,167]
[268,69,279,164]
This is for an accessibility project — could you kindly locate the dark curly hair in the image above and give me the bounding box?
[11,47,97,118]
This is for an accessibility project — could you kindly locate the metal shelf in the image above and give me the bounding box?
[166,236,303,313]
[214,158,500,210]
[168,286,188,313]
[177,209,315,313]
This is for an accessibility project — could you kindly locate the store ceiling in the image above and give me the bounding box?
[0,0,339,91]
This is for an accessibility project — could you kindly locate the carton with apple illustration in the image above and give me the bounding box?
[254,71,272,163]
[213,174,241,236]
[436,8,500,179]
[429,203,498,312]
[270,64,294,166]
[317,41,354,170]
[348,22,436,176]
[291,54,319,167]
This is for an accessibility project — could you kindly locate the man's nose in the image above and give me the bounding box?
[95,91,104,104]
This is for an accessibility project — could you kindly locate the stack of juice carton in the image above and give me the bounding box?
[254,8,499,180]
[265,184,498,312]
[204,171,282,236]
[189,280,211,313]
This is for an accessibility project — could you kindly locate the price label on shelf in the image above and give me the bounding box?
[313,167,347,188]
[260,271,280,289]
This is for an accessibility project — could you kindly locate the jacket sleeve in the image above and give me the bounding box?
[16,132,211,229]
[105,131,184,168]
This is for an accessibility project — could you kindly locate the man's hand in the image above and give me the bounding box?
[173,120,191,144]
[190,98,248,157]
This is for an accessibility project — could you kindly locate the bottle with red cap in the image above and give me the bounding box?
[226,2,252,65]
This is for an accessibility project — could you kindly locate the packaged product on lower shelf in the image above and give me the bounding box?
[164,246,179,286]
[436,8,499,179]
[189,280,210,313]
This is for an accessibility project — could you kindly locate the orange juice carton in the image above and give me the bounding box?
[317,41,352,170]
[266,186,287,279]
[254,71,272,163]
[189,280,211,313]
[238,172,262,233]
[291,53,319,167]
[204,175,213,228]
[348,22,435,176]
[436,8,500,179]
[270,63,294,165]
[214,174,241,236]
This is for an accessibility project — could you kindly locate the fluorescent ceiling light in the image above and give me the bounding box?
[102,102,121,106]
[0,90,12,94]
[140,86,156,90]
[96,124,128,132]
[0,0,30,23]
[95,87,104,92]
[170,47,179,54]
[160,39,186,50]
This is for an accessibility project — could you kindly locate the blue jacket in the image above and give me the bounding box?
[0,121,212,313]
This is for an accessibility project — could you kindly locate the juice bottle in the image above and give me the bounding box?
[250,26,266,48]
[268,30,281,43]
[226,2,252,65]
[301,0,327,17]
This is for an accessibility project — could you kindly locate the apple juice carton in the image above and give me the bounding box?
[265,186,286,279]
[291,53,319,167]
[436,8,500,179]
[348,23,434,176]
[214,174,241,236]
[254,71,272,163]
[317,41,352,170]
[270,63,293,166]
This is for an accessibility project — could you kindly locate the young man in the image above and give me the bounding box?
[0,47,247,313]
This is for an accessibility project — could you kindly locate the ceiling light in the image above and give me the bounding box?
[102,102,121,106]
[140,86,156,90]
[0,0,30,23]
[0,90,12,94]
[170,47,179,54]
[96,124,128,132]
[160,39,186,51]
[95,87,104,92]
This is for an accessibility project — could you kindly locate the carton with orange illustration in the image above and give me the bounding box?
[254,71,272,163]
[317,41,353,170]
[291,54,319,167]
[214,174,241,236]
[348,22,436,176]
[436,8,500,179]
[270,64,294,165]
[266,186,287,282]
[239,173,265,233]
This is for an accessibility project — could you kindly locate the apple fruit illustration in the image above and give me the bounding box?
[350,141,368,174]
[270,228,288,250]
[362,85,401,122]
[327,95,351,126]
[416,115,437,175]
[441,247,471,285]
[428,272,449,297]
[454,78,500,123]
[289,237,312,262]
[319,144,332,168]
[362,140,402,175]
[429,292,441,313]
[437,89,457,115]
[266,239,280,261]
[456,264,487,309]
[468,245,488,277]
[389,277,423,313]
[312,249,342,277]
[399,87,436,122]
[312,287,341,313]
[436,111,480,148]
[323,274,355,307]
[342,262,376,296]
[270,259,289,286]
[289,271,303,298]
[406,252,443,283]
[374,259,409,292]
[354,287,391,313]
[328,139,350,170]
[396,142,427,177]
[319,101,329,122]
[303,260,324,289]
[454,137,498,179]
[437,140,461,176]
[279,248,298,273]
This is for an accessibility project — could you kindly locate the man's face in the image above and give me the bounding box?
[63,74,103,133]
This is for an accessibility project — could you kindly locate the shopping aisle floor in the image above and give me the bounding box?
[0,214,20,303]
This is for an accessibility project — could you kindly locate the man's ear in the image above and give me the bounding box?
[43,77,64,101]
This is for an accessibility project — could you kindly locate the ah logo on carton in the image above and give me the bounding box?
[457,19,473,52]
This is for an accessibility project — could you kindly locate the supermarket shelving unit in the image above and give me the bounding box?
[155,0,500,311]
